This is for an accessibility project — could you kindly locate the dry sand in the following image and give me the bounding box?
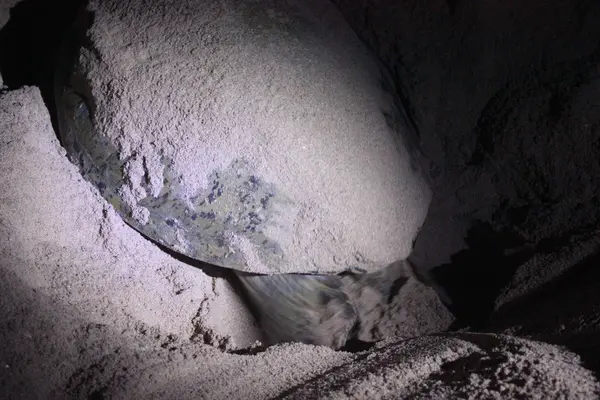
[0,85,351,398]
[281,333,600,399]
[1,66,597,400]
[3,0,600,398]
[0,84,450,398]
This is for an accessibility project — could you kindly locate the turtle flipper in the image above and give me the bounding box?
[236,272,357,350]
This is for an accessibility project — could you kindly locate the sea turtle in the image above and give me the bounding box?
[53,0,433,349]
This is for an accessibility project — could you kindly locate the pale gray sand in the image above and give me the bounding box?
[2,84,597,400]
[66,0,432,275]
[0,83,450,399]
[3,0,600,398]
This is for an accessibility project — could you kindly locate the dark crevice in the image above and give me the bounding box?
[429,222,532,329]
[140,230,235,280]
[229,345,269,356]
[0,0,86,132]
[429,221,600,334]
[339,338,376,353]
[386,276,408,304]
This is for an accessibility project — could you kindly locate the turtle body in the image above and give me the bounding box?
[54,0,433,349]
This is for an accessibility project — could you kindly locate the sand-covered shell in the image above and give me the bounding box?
[54,0,432,275]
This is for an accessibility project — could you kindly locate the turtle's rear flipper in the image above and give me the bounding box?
[236,272,357,350]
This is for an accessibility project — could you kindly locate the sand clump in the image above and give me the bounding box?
[281,333,600,399]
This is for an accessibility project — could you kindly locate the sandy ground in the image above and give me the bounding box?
[2,0,600,398]
[0,84,454,399]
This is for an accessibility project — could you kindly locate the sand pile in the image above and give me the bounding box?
[2,0,600,398]
[331,0,600,333]
[0,86,453,397]
[2,56,598,400]
[281,333,600,399]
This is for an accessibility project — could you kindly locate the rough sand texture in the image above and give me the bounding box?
[1,261,353,399]
[490,244,600,376]
[280,333,600,399]
[4,79,595,400]
[0,85,350,398]
[3,0,600,398]
[66,0,432,274]
[0,84,451,399]
[494,228,600,309]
